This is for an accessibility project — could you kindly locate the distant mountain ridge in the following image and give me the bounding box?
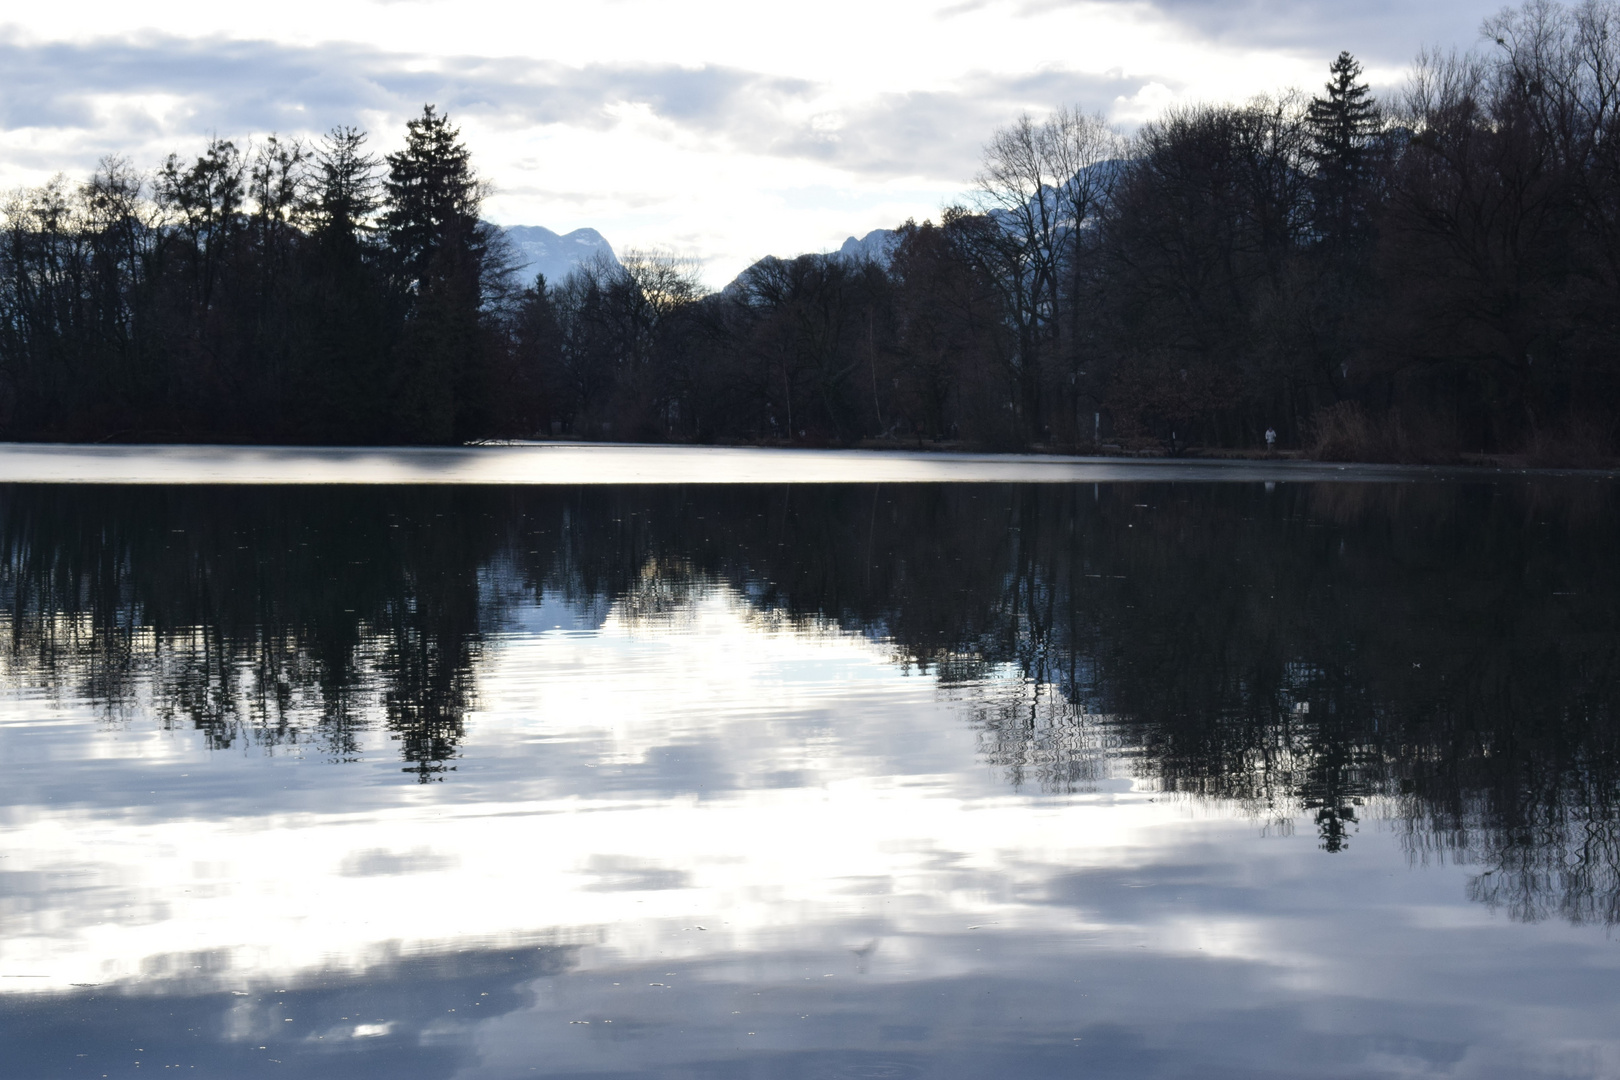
[837,228,901,265]
[498,223,906,300]
[506,164,1119,295]
[503,225,620,286]
[727,163,1124,292]
[718,228,901,297]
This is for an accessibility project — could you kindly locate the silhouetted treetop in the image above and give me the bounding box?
[382,105,481,284]
[1306,51,1381,244]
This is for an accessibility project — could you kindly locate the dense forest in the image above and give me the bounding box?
[2,0,1618,461]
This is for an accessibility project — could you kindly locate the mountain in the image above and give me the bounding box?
[837,228,900,266]
[719,228,902,297]
[502,225,620,287]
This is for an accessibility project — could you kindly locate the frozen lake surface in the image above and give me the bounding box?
[0,440,1546,484]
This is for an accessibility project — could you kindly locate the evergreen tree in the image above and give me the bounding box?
[303,127,391,442]
[381,106,489,442]
[1306,51,1380,247]
[382,106,479,286]
[312,127,379,256]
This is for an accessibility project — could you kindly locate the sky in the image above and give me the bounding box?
[0,0,1509,285]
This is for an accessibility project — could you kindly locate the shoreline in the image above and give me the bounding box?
[0,441,1615,485]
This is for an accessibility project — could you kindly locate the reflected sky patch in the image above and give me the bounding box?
[2,480,1618,1078]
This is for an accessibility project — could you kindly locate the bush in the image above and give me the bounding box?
[1308,402,1453,464]
[1527,417,1617,470]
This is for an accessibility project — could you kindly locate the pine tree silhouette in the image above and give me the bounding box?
[382,106,480,286]
[1306,51,1380,248]
[381,106,490,442]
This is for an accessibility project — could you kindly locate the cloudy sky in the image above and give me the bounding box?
[2,0,1506,284]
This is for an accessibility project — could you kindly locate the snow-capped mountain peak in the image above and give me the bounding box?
[503,225,620,287]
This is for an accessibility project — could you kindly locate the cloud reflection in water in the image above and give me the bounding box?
[0,481,1617,1078]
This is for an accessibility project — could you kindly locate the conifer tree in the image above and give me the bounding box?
[1306,51,1380,247]
[381,106,489,442]
[313,127,379,255]
[302,127,389,442]
[382,106,480,286]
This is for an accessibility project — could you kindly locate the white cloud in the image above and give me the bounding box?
[0,0,1506,284]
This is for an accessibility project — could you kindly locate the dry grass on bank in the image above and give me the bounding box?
[1307,402,1454,465]
[1526,417,1617,469]
[1307,402,1617,469]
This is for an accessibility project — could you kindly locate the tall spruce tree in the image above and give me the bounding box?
[301,127,390,442]
[314,127,379,255]
[381,106,489,442]
[1306,51,1380,248]
[383,106,480,285]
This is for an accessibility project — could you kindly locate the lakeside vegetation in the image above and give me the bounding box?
[1,0,1617,463]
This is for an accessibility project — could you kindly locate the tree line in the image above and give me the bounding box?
[0,109,523,443]
[1,0,1617,460]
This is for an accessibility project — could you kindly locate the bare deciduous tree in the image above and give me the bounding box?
[969,107,1120,440]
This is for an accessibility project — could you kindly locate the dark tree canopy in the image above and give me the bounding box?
[0,2,1615,462]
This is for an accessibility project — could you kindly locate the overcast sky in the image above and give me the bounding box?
[1,0,1507,283]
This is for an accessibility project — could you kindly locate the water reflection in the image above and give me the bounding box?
[2,480,1618,1077]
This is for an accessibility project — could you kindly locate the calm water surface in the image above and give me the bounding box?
[1,477,1617,1079]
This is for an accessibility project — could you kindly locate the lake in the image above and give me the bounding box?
[1,449,1617,1079]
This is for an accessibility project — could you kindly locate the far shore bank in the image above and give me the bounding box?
[838,439,1608,472]
[0,441,1615,486]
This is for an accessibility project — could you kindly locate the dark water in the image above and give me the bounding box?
[1,480,1617,1079]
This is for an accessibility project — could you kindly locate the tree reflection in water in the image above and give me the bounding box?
[1,480,1616,921]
